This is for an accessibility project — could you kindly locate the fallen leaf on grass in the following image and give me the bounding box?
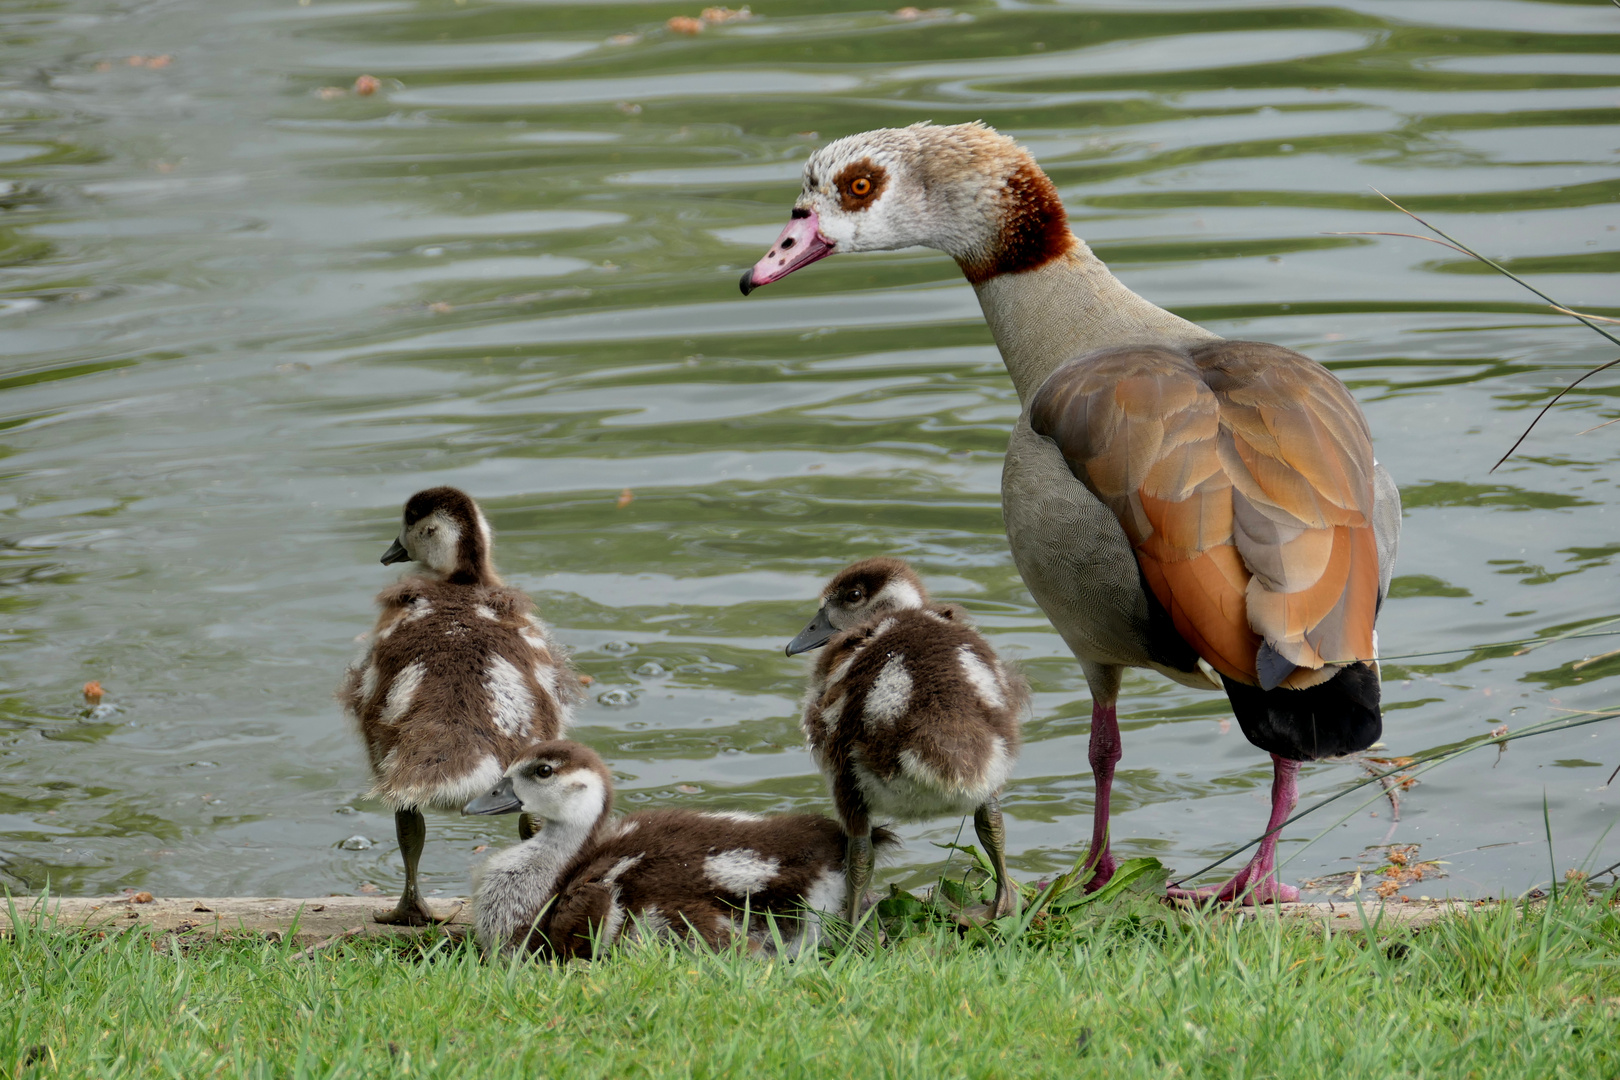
[578,673,595,687]
[700,5,751,21]
[667,16,704,33]
[617,488,634,508]
[83,680,104,704]
[353,74,381,96]
[472,844,489,853]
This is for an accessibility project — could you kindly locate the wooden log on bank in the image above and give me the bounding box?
[0,895,472,947]
[0,894,1491,946]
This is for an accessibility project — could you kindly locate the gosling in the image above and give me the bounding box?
[788,558,1027,922]
[465,740,895,958]
[339,486,580,925]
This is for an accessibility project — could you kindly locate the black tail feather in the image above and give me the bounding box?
[1222,662,1382,762]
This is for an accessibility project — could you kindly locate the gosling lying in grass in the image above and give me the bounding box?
[465,740,896,958]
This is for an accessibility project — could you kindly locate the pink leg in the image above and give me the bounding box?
[1082,699,1121,891]
[1168,755,1302,905]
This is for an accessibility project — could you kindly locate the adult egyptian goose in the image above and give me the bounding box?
[741,123,1400,903]
[464,740,896,958]
[787,558,1027,921]
[338,486,580,925]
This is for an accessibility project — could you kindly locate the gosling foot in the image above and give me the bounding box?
[951,902,1020,928]
[373,896,453,926]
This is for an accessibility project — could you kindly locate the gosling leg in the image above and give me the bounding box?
[844,827,875,925]
[374,808,447,926]
[974,795,1018,920]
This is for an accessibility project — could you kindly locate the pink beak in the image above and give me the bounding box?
[738,209,834,295]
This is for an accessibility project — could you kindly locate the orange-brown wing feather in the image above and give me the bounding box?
[1030,346,1260,683]
[1031,342,1381,689]
[1192,341,1379,686]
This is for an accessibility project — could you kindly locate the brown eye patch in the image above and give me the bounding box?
[834,159,888,212]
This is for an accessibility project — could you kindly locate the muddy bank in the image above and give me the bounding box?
[0,894,1491,946]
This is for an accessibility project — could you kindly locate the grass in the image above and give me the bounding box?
[3,882,1619,1080]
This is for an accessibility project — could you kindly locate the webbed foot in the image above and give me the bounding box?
[373,897,454,926]
[1166,868,1299,906]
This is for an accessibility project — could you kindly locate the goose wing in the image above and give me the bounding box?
[1029,342,1379,690]
[1192,340,1379,687]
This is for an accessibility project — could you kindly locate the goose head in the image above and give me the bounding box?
[381,486,500,586]
[739,121,1073,295]
[463,740,613,833]
[786,557,929,656]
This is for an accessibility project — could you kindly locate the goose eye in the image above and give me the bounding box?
[848,587,866,603]
[850,177,872,197]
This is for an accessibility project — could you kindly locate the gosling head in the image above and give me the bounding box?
[462,741,613,832]
[381,486,499,586]
[786,557,929,656]
[739,121,1073,295]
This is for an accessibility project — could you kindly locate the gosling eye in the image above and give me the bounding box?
[533,763,554,779]
[846,587,866,604]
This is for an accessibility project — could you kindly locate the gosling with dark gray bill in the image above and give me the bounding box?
[465,740,897,958]
[339,486,580,926]
[789,558,1028,923]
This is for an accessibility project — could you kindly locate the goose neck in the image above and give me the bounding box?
[515,813,602,896]
[969,241,1220,404]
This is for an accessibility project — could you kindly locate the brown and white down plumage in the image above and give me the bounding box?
[338,486,580,925]
[339,488,577,811]
[789,558,1028,919]
[466,741,897,959]
[341,580,574,810]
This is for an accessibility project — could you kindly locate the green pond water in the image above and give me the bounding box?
[1,0,1617,903]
